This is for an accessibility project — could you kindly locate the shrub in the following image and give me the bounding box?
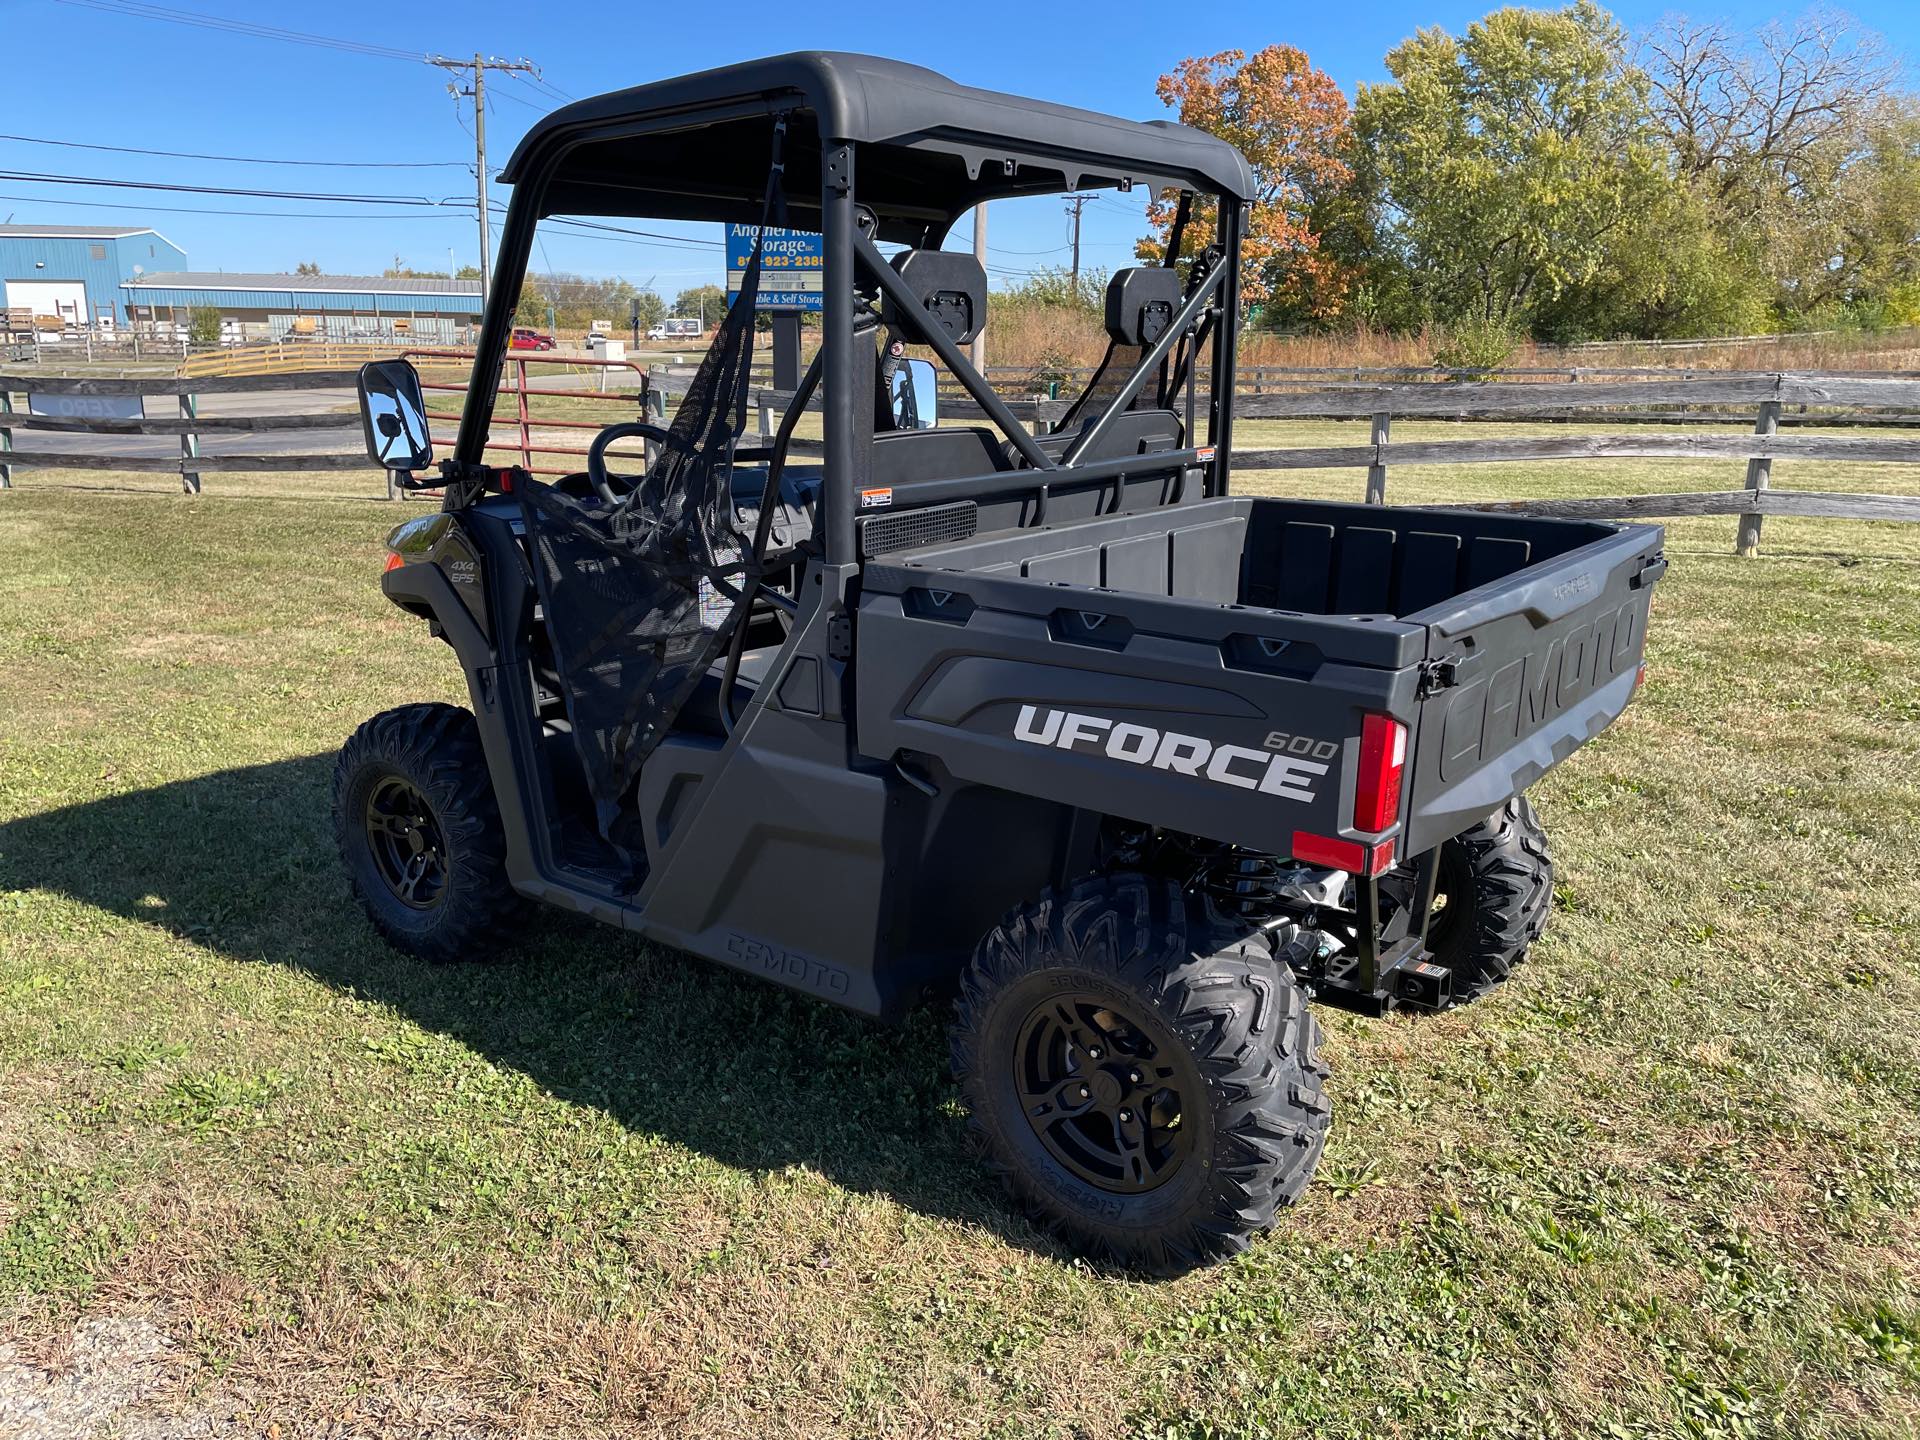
[1429,315,1518,377]
[186,306,222,348]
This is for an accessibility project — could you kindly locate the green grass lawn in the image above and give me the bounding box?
[1,448,1918,1436]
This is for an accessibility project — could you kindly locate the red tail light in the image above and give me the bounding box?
[1292,831,1397,877]
[383,551,406,574]
[1353,713,1407,834]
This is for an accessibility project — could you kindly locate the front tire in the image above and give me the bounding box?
[1425,795,1554,1002]
[332,703,528,962]
[951,874,1331,1273]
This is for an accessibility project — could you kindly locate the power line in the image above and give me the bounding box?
[0,170,464,207]
[0,131,470,169]
[544,216,724,250]
[524,72,575,102]
[0,190,472,221]
[50,0,423,61]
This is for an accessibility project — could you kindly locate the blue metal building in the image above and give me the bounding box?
[120,272,484,343]
[0,224,188,327]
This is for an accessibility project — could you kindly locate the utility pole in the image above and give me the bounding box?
[970,202,988,372]
[431,54,539,305]
[1063,193,1096,289]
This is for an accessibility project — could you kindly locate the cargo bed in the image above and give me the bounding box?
[856,496,1665,858]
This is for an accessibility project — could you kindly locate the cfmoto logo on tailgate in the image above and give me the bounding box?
[1013,705,1328,802]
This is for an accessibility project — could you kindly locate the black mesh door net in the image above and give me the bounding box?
[515,118,790,842]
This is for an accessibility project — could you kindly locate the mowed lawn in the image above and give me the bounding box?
[1,437,1918,1438]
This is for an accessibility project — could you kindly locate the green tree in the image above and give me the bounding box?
[512,277,549,329]
[634,289,667,334]
[1534,179,1768,339]
[1640,11,1906,326]
[1353,1,1664,331]
[1837,99,1920,323]
[670,285,727,324]
[295,260,322,277]
[186,305,222,347]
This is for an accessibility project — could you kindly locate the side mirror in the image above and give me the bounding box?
[889,357,939,430]
[357,359,433,472]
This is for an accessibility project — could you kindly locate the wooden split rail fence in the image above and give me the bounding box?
[0,369,369,494]
[1225,370,1920,555]
[2,364,1916,556]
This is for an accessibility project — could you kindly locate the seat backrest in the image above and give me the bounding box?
[1031,408,1183,466]
[871,425,1009,489]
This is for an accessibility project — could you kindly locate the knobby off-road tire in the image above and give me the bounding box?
[333,703,528,963]
[951,874,1331,1274]
[1426,795,1554,1003]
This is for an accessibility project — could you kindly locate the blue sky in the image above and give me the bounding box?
[2,0,1910,299]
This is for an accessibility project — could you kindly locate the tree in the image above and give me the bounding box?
[1532,179,1768,339]
[1821,96,1920,323]
[186,305,222,347]
[1140,46,1353,326]
[670,285,727,324]
[1640,9,1909,323]
[1353,2,1664,331]
[629,288,667,334]
[295,260,322,277]
[1641,9,1898,188]
[512,276,548,329]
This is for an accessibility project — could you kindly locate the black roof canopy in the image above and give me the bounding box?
[498,52,1253,244]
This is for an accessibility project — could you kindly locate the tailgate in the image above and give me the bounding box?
[1404,521,1666,854]
[854,564,1428,859]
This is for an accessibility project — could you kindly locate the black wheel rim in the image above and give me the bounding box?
[1422,841,1474,965]
[1014,994,1194,1195]
[363,775,450,910]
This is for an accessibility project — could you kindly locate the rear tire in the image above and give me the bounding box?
[333,703,528,962]
[951,874,1331,1273]
[1425,796,1553,1002]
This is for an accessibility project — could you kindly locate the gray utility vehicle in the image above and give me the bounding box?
[339,53,1665,1271]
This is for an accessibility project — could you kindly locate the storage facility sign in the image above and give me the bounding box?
[725,225,823,312]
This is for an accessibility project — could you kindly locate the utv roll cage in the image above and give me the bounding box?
[458,51,1253,554]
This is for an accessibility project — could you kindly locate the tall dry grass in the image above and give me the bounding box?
[978,311,1920,376]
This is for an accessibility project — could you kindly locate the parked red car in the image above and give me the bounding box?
[509,327,557,351]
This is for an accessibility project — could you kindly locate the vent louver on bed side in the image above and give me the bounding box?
[858,500,978,557]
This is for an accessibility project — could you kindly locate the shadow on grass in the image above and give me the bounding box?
[0,755,1038,1250]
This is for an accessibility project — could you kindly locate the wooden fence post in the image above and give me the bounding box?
[0,385,13,489]
[178,393,201,495]
[1736,399,1782,556]
[1365,411,1391,504]
[644,377,664,468]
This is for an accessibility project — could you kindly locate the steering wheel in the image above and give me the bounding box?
[586,421,671,505]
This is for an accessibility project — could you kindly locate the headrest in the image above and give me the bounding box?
[884,250,987,346]
[1105,267,1183,346]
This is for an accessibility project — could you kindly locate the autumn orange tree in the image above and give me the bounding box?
[1140,46,1353,327]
